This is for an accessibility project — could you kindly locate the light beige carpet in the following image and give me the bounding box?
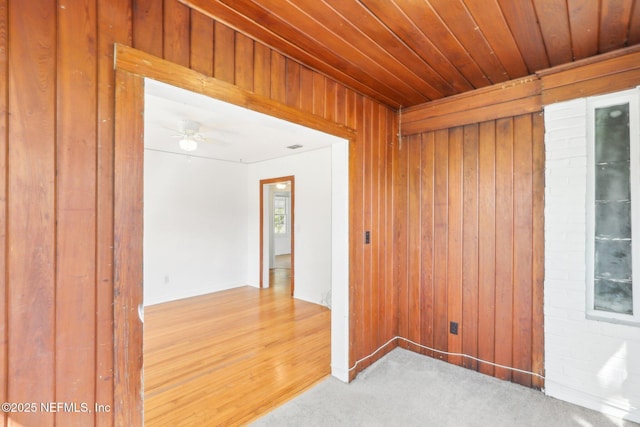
[251,348,638,427]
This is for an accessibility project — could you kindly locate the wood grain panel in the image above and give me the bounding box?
[0,0,6,422]
[163,0,190,67]
[312,72,325,117]
[56,0,97,424]
[244,0,427,105]
[214,22,235,83]
[358,0,473,94]
[446,127,464,366]
[462,124,479,370]
[599,0,634,52]
[394,0,488,89]
[379,106,393,344]
[96,2,131,425]
[270,50,286,103]
[190,9,214,76]
[7,1,56,425]
[533,0,572,66]
[393,129,409,351]
[285,59,301,108]
[463,0,529,78]
[346,90,359,379]
[407,134,422,353]
[393,111,543,387]
[531,112,545,389]
[325,80,337,123]
[630,1,640,44]
[477,120,496,377]
[113,71,145,427]
[512,115,533,387]
[419,132,435,358]
[363,99,375,357]
[568,0,599,59]
[182,0,401,107]
[322,0,450,99]
[349,93,366,372]
[133,0,163,57]
[253,42,271,97]
[432,129,449,361]
[493,117,514,381]
[429,0,508,84]
[497,0,549,72]
[299,65,314,114]
[235,32,254,91]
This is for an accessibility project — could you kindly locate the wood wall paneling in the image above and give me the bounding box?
[56,1,98,425]
[133,0,163,57]
[531,112,546,388]
[214,21,235,83]
[446,127,464,366]
[190,9,214,76]
[96,2,132,425]
[395,106,544,387]
[235,33,254,91]
[512,114,534,387]
[7,1,57,425]
[392,132,409,352]
[493,117,515,381]
[5,1,640,425]
[477,120,496,377]
[0,0,7,424]
[407,134,421,354]
[432,129,449,361]
[113,70,145,426]
[164,0,191,67]
[539,47,640,104]
[419,132,435,358]
[461,124,479,371]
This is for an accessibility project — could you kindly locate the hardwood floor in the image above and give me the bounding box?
[143,268,331,426]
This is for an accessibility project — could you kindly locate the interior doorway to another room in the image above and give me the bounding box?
[261,176,294,296]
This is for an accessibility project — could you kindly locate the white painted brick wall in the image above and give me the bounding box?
[544,97,640,423]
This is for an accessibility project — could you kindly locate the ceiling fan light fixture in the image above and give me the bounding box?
[179,136,198,152]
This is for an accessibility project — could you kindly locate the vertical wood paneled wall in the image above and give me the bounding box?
[393,110,545,389]
[0,1,396,426]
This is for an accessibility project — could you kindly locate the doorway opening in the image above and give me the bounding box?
[260,176,294,296]
[113,44,354,423]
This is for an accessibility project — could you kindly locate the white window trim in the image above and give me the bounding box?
[586,87,640,326]
[273,192,290,235]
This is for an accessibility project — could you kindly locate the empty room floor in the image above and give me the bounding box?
[143,272,330,426]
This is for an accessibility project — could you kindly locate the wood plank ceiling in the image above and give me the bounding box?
[181,0,640,108]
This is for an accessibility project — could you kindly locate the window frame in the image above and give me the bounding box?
[586,88,640,326]
[273,192,290,235]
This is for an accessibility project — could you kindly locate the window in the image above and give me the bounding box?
[274,194,288,234]
[587,88,640,325]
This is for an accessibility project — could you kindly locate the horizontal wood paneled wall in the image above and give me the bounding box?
[394,112,545,389]
[0,1,396,426]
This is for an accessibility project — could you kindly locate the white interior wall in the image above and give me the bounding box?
[544,94,640,423]
[247,147,333,306]
[143,150,249,306]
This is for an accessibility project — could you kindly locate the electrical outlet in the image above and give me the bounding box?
[365,231,371,244]
[449,321,459,335]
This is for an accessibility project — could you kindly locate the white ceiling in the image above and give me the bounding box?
[144,79,344,163]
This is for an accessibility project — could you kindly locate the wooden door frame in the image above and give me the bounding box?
[260,176,295,295]
[112,44,355,425]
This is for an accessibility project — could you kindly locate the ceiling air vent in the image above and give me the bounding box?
[287,144,303,149]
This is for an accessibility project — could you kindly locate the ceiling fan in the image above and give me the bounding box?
[174,119,205,152]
